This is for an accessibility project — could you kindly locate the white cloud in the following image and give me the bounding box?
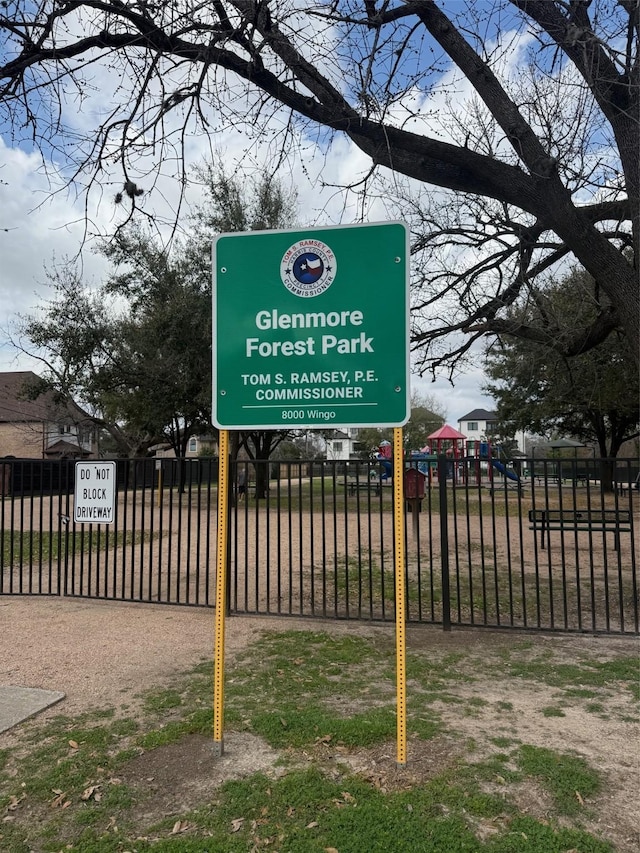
[0,139,113,366]
[412,371,495,426]
[0,122,498,421]
[1,13,527,425]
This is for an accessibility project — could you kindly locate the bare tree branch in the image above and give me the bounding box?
[1,0,637,371]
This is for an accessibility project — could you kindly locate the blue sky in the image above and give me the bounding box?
[0,138,495,425]
[0,1,547,426]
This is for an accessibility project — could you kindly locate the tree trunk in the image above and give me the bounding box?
[253,460,270,500]
[598,458,615,494]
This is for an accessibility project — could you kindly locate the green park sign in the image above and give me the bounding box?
[212,222,409,429]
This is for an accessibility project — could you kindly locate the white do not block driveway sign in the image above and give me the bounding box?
[74,461,116,524]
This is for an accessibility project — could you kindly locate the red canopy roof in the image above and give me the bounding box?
[427,424,467,440]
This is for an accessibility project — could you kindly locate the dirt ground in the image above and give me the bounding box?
[0,595,638,851]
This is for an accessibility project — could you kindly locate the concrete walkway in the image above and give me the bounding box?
[0,687,65,734]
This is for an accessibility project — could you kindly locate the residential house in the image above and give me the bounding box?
[457,409,498,441]
[185,434,218,457]
[153,434,219,458]
[324,429,359,461]
[457,408,533,454]
[0,371,97,459]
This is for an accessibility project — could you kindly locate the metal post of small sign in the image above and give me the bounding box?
[393,427,407,767]
[213,429,230,756]
[155,459,162,509]
[438,454,452,632]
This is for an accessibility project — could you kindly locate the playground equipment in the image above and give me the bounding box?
[467,440,521,487]
[375,441,438,481]
[374,431,522,488]
[490,458,520,483]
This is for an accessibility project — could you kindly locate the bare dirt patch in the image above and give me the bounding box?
[121,732,288,826]
[324,732,465,791]
[433,679,639,853]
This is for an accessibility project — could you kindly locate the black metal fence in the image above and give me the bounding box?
[1,456,638,634]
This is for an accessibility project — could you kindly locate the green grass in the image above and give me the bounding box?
[309,555,427,617]
[137,707,212,749]
[564,687,600,699]
[541,706,566,717]
[142,688,183,714]
[491,736,518,748]
[499,655,640,702]
[1,529,154,566]
[517,745,601,815]
[16,719,131,800]
[135,767,611,853]
[241,479,538,519]
[250,704,398,748]
[0,628,626,853]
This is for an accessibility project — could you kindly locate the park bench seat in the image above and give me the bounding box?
[528,508,632,549]
[347,480,381,497]
[535,475,589,486]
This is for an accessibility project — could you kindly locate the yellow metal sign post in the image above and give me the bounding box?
[393,427,407,767]
[213,429,230,756]
[212,224,410,763]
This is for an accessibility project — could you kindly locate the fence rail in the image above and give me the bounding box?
[1,456,638,634]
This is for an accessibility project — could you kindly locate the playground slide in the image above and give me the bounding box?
[491,459,519,482]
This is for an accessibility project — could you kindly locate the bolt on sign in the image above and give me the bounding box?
[74,461,116,524]
[212,222,410,430]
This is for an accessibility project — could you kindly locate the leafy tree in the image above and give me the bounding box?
[484,269,639,487]
[12,166,298,483]
[1,1,637,369]
[183,164,297,297]
[99,226,212,459]
[403,393,447,452]
[273,431,326,460]
[13,243,212,461]
[188,166,299,496]
[14,266,155,458]
[354,428,390,460]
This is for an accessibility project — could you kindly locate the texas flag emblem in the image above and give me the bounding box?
[281,238,336,297]
[293,253,324,284]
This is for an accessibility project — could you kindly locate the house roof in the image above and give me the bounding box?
[0,371,84,424]
[0,372,51,422]
[327,430,350,440]
[44,439,91,458]
[458,409,497,422]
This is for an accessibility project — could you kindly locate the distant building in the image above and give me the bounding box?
[153,434,218,458]
[324,429,357,461]
[0,371,96,459]
[186,434,218,457]
[457,409,498,440]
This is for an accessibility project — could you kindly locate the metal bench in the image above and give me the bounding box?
[536,476,560,486]
[528,508,632,549]
[535,475,588,486]
[347,480,381,497]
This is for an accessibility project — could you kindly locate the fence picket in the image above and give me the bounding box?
[0,456,637,634]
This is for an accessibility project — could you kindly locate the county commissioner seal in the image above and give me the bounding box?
[280,239,337,298]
